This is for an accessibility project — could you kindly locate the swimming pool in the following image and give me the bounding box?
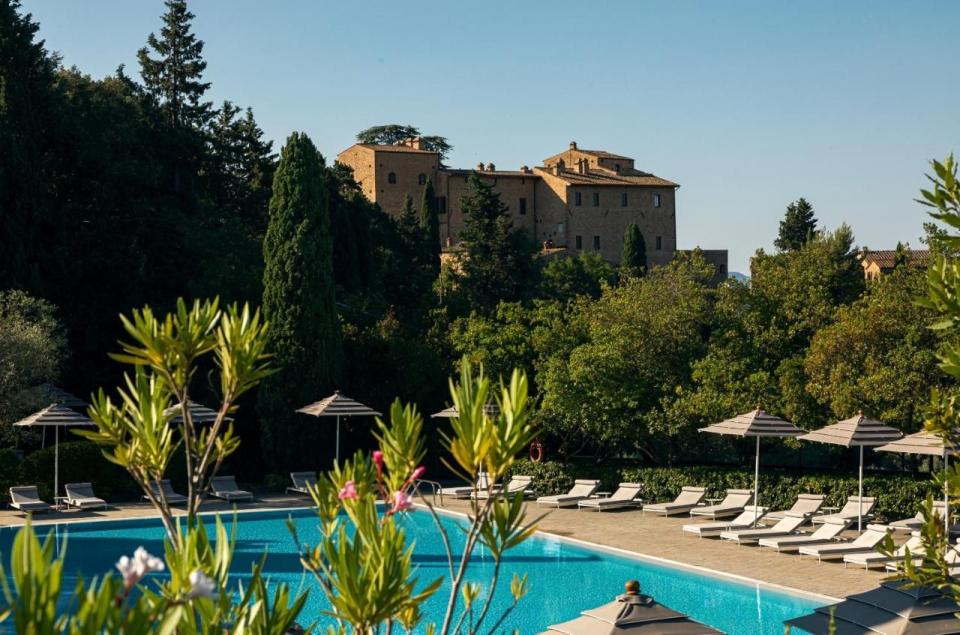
[3,508,823,634]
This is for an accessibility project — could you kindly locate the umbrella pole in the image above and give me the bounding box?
[858,445,864,532]
[754,436,760,527]
[946,454,950,535]
[336,415,341,465]
[55,425,59,509]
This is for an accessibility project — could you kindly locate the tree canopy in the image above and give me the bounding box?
[355,124,452,159]
[775,197,818,251]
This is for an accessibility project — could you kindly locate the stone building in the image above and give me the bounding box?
[336,139,727,274]
[858,248,931,280]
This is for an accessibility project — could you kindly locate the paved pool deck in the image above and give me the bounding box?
[0,493,887,600]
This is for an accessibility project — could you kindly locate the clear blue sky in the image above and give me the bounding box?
[24,0,960,273]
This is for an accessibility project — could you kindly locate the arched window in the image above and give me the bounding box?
[418,173,427,185]
[388,172,397,184]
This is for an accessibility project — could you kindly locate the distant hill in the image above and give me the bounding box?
[729,272,750,282]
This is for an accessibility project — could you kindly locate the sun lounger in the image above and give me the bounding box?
[144,479,188,505]
[688,489,753,519]
[537,479,600,508]
[682,506,766,538]
[9,486,51,514]
[473,475,533,500]
[286,471,317,495]
[758,518,852,552]
[642,486,706,516]
[63,482,108,510]
[798,524,891,562]
[720,514,809,545]
[762,493,825,524]
[439,472,491,499]
[843,533,923,570]
[210,475,254,502]
[811,496,875,525]
[577,482,643,512]
[889,500,947,532]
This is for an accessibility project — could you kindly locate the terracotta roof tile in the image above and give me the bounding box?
[533,167,677,187]
[860,249,932,269]
[353,143,437,155]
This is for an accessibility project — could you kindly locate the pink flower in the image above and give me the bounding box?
[338,480,358,501]
[411,466,426,481]
[116,546,165,591]
[372,451,383,467]
[392,491,414,512]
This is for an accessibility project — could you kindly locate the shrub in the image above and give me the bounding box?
[17,441,139,501]
[263,473,288,493]
[509,458,938,521]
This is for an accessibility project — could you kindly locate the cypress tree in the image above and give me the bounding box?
[258,132,343,470]
[621,223,647,278]
[419,178,441,275]
[774,197,818,252]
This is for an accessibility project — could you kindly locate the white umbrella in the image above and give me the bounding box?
[699,407,805,525]
[164,400,232,425]
[875,430,956,533]
[430,404,499,419]
[296,391,381,463]
[798,412,903,531]
[13,403,95,503]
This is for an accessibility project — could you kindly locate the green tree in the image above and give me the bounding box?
[620,223,647,277]
[454,174,535,309]
[258,132,343,470]
[804,267,942,428]
[137,0,211,130]
[419,177,441,275]
[774,197,818,251]
[355,124,453,160]
[538,252,616,302]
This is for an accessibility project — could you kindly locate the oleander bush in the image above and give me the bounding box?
[508,458,939,521]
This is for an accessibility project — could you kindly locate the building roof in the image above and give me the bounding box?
[445,168,538,178]
[859,249,932,269]
[347,143,438,155]
[533,166,678,187]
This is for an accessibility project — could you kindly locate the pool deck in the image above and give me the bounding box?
[0,494,887,601]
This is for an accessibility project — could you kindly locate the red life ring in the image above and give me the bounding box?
[529,440,544,463]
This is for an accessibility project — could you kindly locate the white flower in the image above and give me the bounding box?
[187,569,217,599]
[116,546,165,590]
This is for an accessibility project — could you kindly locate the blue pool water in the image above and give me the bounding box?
[3,508,822,633]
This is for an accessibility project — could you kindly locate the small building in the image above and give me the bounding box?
[336,139,727,275]
[858,247,931,280]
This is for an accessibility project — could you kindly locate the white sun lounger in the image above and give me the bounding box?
[682,506,766,538]
[9,486,51,514]
[688,489,753,519]
[798,524,891,562]
[811,496,875,525]
[758,518,851,552]
[844,533,924,570]
[439,472,490,499]
[63,482,108,510]
[210,475,254,502]
[762,494,825,524]
[642,487,706,516]
[537,480,600,508]
[577,483,643,512]
[720,514,808,545]
[145,479,188,505]
[473,475,533,500]
[889,500,947,532]
[287,471,317,495]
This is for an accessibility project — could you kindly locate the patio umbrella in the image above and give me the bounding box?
[699,407,805,525]
[875,430,956,533]
[430,404,500,418]
[164,400,232,425]
[785,579,960,634]
[37,383,88,410]
[13,403,95,502]
[296,391,381,463]
[539,584,722,634]
[798,412,902,531]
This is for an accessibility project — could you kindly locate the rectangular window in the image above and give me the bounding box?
[557,223,565,235]
[575,192,582,206]
[593,235,601,250]
[656,236,663,250]
[592,192,600,207]
[518,198,527,216]
[621,192,628,207]
[438,196,447,214]
[575,235,582,250]
[654,193,662,208]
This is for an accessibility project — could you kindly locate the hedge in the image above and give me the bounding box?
[16,441,141,502]
[507,458,940,522]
